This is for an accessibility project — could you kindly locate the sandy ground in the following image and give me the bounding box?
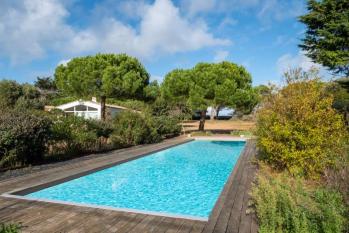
[182,120,255,132]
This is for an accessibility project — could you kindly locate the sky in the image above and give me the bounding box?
[0,0,327,86]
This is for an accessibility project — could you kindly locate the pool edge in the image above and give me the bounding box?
[1,138,249,222]
[0,193,208,221]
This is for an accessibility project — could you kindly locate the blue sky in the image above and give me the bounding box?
[0,0,326,85]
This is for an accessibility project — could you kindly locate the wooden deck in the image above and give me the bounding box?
[0,137,258,233]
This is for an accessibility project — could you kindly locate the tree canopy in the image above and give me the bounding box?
[34,77,56,91]
[54,54,150,120]
[299,0,349,76]
[162,61,257,130]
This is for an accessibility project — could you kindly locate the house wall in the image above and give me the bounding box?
[57,101,101,120]
[55,101,126,120]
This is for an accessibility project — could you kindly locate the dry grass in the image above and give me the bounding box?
[181,120,255,132]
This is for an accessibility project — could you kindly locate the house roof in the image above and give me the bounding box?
[55,100,128,110]
[105,103,128,110]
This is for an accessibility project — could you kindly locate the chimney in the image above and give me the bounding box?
[92,97,97,102]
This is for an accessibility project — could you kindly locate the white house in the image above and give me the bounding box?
[51,98,128,120]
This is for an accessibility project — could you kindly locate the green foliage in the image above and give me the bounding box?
[0,223,21,233]
[55,53,150,100]
[190,131,213,136]
[14,84,44,110]
[153,115,181,138]
[299,0,349,76]
[49,96,77,106]
[0,80,45,110]
[162,62,255,111]
[230,130,253,137]
[326,81,349,113]
[151,97,192,120]
[251,165,346,233]
[55,53,150,120]
[336,77,349,92]
[162,62,257,129]
[34,76,56,91]
[0,80,23,107]
[255,84,272,97]
[107,98,150,112]
[111,111,161,147]
[256,69,348,178]
[144,80,160,101]
[233,88,259,114]
[49,114,113,156]
[0,110,52,169]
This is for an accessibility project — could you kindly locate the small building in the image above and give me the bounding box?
[51,98,128,120]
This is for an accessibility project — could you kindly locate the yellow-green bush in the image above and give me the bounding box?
[251,165,346,233]
[256,71,348,178]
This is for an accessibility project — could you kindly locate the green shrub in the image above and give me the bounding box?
[49,96,76,106]
[107,99,150,112]
[190,131,213,136]
[49,115,113,156]
[230,130,253,137]
[0,80,23,107]
[0,110,52,169]
[0,81,45,110]
[111,111,161,147]
[151,97,192,120]
[256,70,348,178]
[0,223,21,233]
[14,96,45,110]
[251,164,346,233]
[153,115,181,138]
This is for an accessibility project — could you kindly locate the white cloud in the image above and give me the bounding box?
[180,0,304,24]
[92,0,149,21]
[181,0,260,15]
[0,0,230,65]
[136,0,230,55]
[214,50,229,62]
[0,0,74,64]
[57,59,71,66]
[218,17,238,30]
[274,35,296,46]
[182,0,216,16]
[150,75,164,83]
[67,0,230,58]
[276,51,323,75]
[257,0,305,23]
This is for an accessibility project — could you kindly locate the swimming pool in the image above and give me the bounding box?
[26,140,245,219]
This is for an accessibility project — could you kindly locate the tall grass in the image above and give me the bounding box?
[251,164,346,233]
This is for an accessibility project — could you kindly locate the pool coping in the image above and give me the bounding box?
[0,137,248,223]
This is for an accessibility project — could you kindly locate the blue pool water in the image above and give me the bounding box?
[27,140,245,218]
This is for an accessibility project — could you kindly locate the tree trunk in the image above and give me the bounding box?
[210,107,215,120]
[199,110,206,131]
[216,106,220,119]
[101,96,106,121]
